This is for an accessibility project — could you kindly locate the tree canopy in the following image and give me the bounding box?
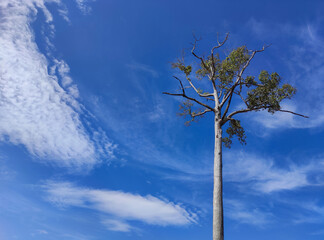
[164,34,308,148]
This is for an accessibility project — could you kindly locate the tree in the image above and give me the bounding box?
[163,34,308,240]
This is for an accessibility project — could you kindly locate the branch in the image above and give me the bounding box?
[174,75,214,99]
[184,76,214,98]
[221,89,234,121]
[163,77,215,112]
[191,35,222,106]
[163,91,215,112]
[278,110,309,118]
[221,108,257,125]
[212,33,229,55]
[191,37,210,73]
[191,108,212,117]
[210,33,229,87]
[218,88,223,99]
[227,108,253,119]
[221,107,309,125]
[237,91,249,108]
[174,76,185,95]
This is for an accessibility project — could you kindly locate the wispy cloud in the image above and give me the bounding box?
[43,181,197,231]
[224,151,324,193]
[311,230,324,236]
[249,102,299,129]
[31,229,49,237]
[88,91,216,178]
[0,160,16,181]
[147,103,166,122]
[246,19,324,130]
[126,62,159,78]
[293,201,324,224]
[0,1,114,169]
[101,219,134,232]
[0,187,99,239]
[274,198,324,225]
[74,0,96,15]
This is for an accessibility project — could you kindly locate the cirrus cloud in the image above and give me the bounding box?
[0,0,114,169]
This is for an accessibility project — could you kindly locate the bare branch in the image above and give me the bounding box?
[191,37,220,106]
[163,76,215,112]
[226,108,252,119]
[253,44,271,53]
[210,33,229,87]
[278,110,309,118]
[237,91,249,108]
[191,108,212,117]
[163,91,215,112]
[185,77,214,97]
[173,75,214,100]
[163,92,185,97]
[173,76,185,95]
[212,33,229,55]
[218,89,223,99]
[191,37,210,73]
[221,90,234,121]
[221,107,309,125]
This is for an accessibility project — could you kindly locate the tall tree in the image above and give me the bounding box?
[163,34,308,240]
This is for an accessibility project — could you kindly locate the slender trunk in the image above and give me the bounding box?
[213,116,224,240]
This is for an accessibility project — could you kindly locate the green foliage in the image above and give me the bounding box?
[196,54,221,80]
[167,38,299,148]
[177,100,207,126]
[246,70,296,113]
[219,46,250,89]
[222,119,246,148]
[172,60,192,76]
[177,100,195,126]
[244,76,257,88]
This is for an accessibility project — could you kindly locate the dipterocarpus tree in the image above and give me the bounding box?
[163,34,308,240]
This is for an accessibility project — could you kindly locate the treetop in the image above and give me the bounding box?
[164,34,308,147]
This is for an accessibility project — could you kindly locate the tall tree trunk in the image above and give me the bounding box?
[213,117,224,240]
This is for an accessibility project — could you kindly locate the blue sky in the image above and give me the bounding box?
[1,0,324,239]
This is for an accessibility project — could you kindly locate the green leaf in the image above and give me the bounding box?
[222,119,246,148]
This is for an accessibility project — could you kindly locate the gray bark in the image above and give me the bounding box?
[213,117,224,240]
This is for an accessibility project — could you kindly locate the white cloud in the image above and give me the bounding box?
[52,59,79,98]
[250,102,297,129]
[224,151,324,193]
[0,1,114,169]
[43,181,196,230]
[74,0,96,15]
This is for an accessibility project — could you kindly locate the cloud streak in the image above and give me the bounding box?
[74,0,96,14]
[43,181,196,231]
[0,0,114,169]
[224,151,324,193]
[246,19,324,130]
[126,62,159,78]
[101,219,134,232]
